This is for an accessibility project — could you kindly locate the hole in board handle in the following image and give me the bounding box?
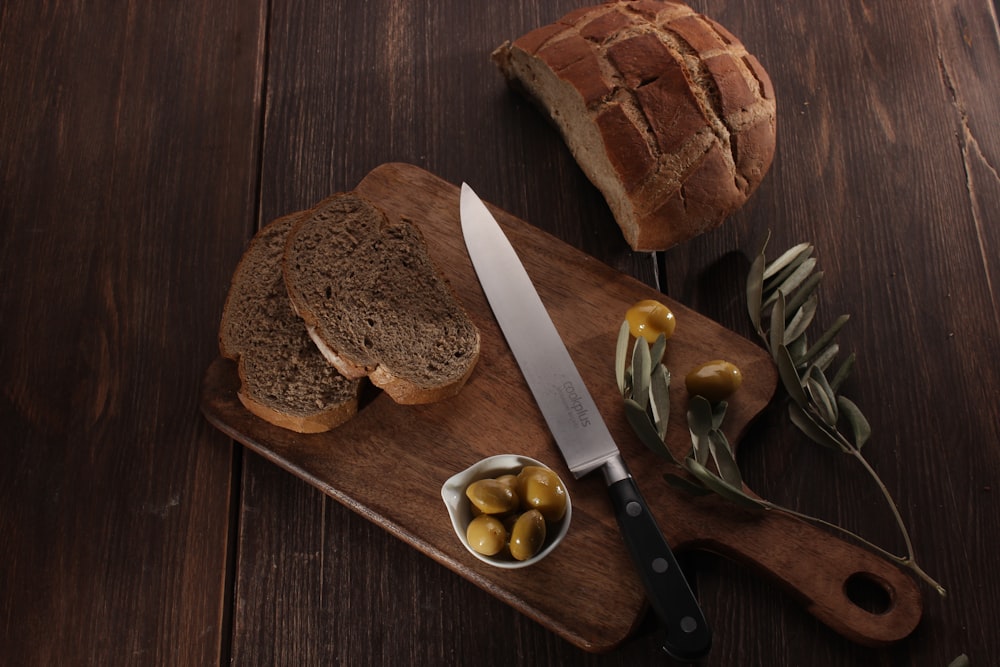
[844,571,894,615]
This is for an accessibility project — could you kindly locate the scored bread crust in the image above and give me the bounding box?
[219,211,362,433]
[282,192,481,405]
[492,0,776,251]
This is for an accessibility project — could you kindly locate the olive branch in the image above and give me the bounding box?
[617,235,945,596]
[616,326,764,509]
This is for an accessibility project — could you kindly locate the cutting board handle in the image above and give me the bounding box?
[686,505,923,647]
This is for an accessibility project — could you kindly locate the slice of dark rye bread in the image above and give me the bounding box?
[219,211,362,433]
[282,192,481,405]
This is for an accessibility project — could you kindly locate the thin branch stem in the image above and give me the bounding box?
[847,446,915,558]
[758,497,946,596]
[746,237,946,597]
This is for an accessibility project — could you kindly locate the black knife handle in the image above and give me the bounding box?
[607,474,712,661]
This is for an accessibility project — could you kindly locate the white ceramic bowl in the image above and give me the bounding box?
[441,454,572,569]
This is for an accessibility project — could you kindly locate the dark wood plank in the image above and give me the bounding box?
[661,1,1000,665]
[5,0,997,664]
[232,1,666,663]
[255,0,657,286]
[233,0,1000,665]
[0,0,266,663]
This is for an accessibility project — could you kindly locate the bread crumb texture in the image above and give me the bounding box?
[493,0,776,251]
[283,193,480,404]
[219,212,361,433]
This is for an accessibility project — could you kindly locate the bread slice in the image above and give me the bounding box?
[219,211,362,433]
[492,0,776,251]
[282,193,480,405]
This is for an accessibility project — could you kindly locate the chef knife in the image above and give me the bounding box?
[460,184,711,661]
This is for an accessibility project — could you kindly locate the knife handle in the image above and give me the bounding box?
[607,473,712,661]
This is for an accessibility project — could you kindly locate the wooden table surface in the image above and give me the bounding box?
[3,1,998,665]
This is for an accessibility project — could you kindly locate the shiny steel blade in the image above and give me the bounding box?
[460,183,619,478]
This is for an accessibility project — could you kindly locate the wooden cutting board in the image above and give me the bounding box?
[201,162,922,652]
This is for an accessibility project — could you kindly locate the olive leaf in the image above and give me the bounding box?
[649,363,671,440]
[784,270,824,318]
[733,236,945,595]
[775,343,809,408]
[687,396,714,467]
[784,293,818,344]
[837,395,871,449]
[631,336,652,411]
[805,365,839,426]
[708,430,743,488]
[624,398,677,464]
[809,342,841,374]
[687,395,715,437]
[800,314,850,367]
[788,398,847,452]
[750,238,863,453]
[763,242,813,283]
[763,257,817,310]
[615,320,630,395]
[684,458,767,510]
[711,400,728,431]
[686,398,744,488]
[787,333,809,366]
[649,332,667,367]
[618,321,678,465]
[747,252,767,337]
[829,352,856,393]
[769,290,787,352]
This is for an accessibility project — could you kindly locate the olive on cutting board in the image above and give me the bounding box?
[625,299,676,344]
[685,359,744,403]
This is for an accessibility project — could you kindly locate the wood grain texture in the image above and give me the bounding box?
[659,0,1000,665]
[0,0,266,663]
[3,0,999,665]
[205,162,776,651]
[234,1,999,665]
[206,162,926,649]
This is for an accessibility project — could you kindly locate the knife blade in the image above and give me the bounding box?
[459,183,711,661]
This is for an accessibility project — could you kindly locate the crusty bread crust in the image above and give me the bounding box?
[304,324,370,380]
[493,0,776,251]
[236,388,358,434]
[367,351,480,405]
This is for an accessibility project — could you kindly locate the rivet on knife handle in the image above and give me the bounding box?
[604,457,712,661]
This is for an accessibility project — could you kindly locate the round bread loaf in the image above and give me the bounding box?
[493,0,776,251]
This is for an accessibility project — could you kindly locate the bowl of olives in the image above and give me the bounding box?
[441,454,572,569]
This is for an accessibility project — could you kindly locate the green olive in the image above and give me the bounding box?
[465,478,520,515]
[509,510,547,561]
[466,515,508,556]
[626,299,676,344]
[495,474,519,493]
[685,359,743,403]
[516,466,568,522]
